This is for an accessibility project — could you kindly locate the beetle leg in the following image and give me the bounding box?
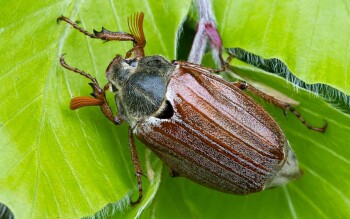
[128,127,144,205]
[210,55,234,73]
[172,60,214,72]
[60,55,123,125]
[176,61,326,133]
[57,15,134,41]
[57,12,145,58]
[233,81,328,133]
[169,169,180,177]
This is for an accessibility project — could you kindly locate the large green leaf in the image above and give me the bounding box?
[214,0,350,96]
[0,0,190,218]
[1,0,349,218]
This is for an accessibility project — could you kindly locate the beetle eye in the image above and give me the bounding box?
[111,84,118,92]
[155,100,174,119]
[125,58,138,67]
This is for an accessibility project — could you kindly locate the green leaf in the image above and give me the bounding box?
[1,0,350,218]
[0,0,190,218]
[214,0,350,96]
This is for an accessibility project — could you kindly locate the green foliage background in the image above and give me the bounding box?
[0,0,349,218]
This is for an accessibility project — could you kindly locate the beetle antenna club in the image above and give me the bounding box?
[126,12,146,58]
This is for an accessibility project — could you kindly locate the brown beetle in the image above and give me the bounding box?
[58,12,326,204]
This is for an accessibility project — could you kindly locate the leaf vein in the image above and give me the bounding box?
[0,1,63,31]
[290,185,328,218]
[283,186,298,219]
[144,1,169,55]
[2,94,42,127]
[0,43,56,81]
[262,0,277,51]
[302,164,350,205]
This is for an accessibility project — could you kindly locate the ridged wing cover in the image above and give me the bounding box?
[135,66,288,194]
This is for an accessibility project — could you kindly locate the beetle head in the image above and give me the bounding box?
[106,55,175,127]
[106,55,173,91]
[106,55,135,91]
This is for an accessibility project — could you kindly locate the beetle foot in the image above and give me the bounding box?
[130,194,142,206]
[169,168,180,177]
[288,107,328,133]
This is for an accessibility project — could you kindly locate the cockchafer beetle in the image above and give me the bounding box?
[57,12,327,205]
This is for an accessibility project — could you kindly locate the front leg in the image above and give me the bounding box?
[60,55,123,124]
